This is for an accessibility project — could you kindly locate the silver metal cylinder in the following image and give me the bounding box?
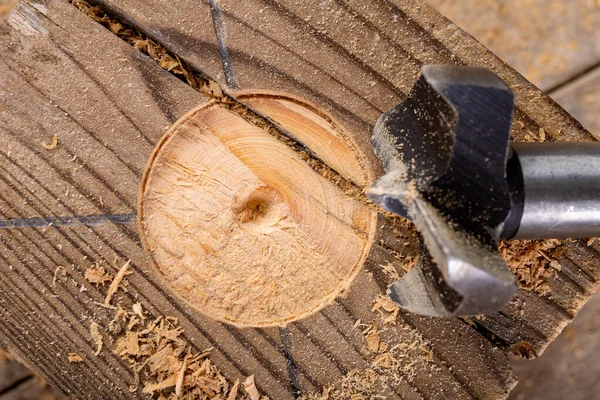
[512,142,600,239]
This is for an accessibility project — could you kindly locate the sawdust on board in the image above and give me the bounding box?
[70,0,219,98]
[301,295,437,400]
[500,239,564,295]
[68,353,84,363]
[86,262,259,399]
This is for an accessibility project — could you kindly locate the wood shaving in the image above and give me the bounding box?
[41,134,58,150]
[588,237,597,246]
[115,331,140,356]
[371,295,399,325]
[175,357,187,396]
[68,353,84,363]
[53,266,66,287]
[243,375,261,400]
[104,260,131,305]
[500,239,562,295]
[104,300,233,399]
[378,261,399,280]
[90,321,103,356]
[84,263,113,286]
[365,331,382,354]
[227,379,240,400]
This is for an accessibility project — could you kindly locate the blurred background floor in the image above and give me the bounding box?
[0,0,598,399]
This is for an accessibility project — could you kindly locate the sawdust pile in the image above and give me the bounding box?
[500,239,564,295]
[85,263,255,399]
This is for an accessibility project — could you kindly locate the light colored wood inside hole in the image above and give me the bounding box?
[138,91,377,327]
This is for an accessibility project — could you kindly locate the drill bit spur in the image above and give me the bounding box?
[368,65,600,317]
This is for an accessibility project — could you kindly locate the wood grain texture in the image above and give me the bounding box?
[93,0,598,354]
[0,0,598,398]
[0,0,515,399]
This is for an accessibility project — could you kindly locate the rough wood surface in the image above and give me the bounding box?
[0,0,598,399]
[0,1,514,399]
[92,0,598,354]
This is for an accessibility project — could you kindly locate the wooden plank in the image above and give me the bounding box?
[426,0,600,91]
[0,0,598,399]
[0,351,31,394]
[551,65,600,139]
[0,0,516,399]
[91,0,598,355]
[0,377,64,400]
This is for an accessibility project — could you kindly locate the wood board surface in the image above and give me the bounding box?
[0,0,598,399]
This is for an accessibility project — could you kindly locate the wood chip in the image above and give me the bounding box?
[90,321,103,356]
[41,134,58,150]
[365,332,381,353]
[68,353,84,363]
[175,357,187,396]
[104,260,131,305]
[115,331,140,356]
[85,263,112,286]
[227,379,240,400]
[243,375,260,400]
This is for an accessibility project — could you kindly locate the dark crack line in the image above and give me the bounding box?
[279,328,302,397]
[209,0,238,89]
[0,213,136,228]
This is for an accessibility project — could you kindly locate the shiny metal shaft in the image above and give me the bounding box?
[506,142,600,239]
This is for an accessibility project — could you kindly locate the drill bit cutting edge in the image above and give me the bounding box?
[368,65,600,317]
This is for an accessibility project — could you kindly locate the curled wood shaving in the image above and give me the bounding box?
[106,301,232,399]
[53,266,66,287]
[500,239,562,295]
[68,353,84,363]
[104,260,131,305]
[90,321,103,356]
[243,375,261,400]
[41,135,58,150]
